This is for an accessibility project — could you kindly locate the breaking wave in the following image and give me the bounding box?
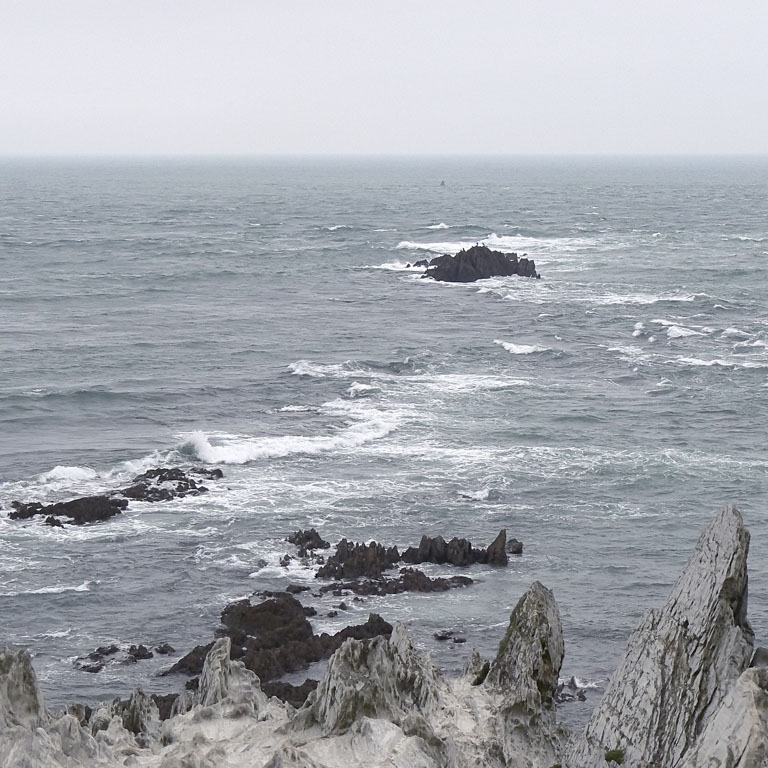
[178,401,398,464]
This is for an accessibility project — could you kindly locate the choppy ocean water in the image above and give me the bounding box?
[1,157,766,730]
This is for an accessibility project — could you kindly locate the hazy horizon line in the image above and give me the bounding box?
[2,152,767,161]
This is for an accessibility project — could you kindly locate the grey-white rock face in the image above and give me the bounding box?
[677,666,768,768]
[485,580,568,768]
[0,648,46,731]
[568,505,754,768]
[197,636,267,715]
[291,622,443,736]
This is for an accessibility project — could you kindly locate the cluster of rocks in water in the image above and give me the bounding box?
[285,527,521,597]
[6,466,223,526]
[152,529,521,710]
[406,244,540,282]
[2,507,765,767]
[76,643,176,674]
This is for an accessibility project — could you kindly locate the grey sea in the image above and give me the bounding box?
[1,156,767,730]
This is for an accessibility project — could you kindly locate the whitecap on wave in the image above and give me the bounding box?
[39,465,98,483]
[177,400,398,465]
[2,580,93,597]
[395,232,602,257]
[364,261,425,272]
[666,325,704,339]
[494,339,551,355]
[426,222,451,230]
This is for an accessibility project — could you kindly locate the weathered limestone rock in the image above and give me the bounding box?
[568,505,754,767]
[485,581,568,768]
[121,687,160,743]
[677,666,768,768]
[197,636,268,716]
[291,622,443,737]
[0,648,46,730]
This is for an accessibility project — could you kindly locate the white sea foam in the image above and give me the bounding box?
[666,325,703,339]
[323,224,352,231]
[457,488,497,501]
[288,359,372,379]
[672,356,768,369]
[366,260,425,271]
[592,293,697,306]
[288,360,327,377]
[494,339,550,355]
[178,400,398,465]
[722,327,751,338]
[419,373,530,392]
[277,404,315,412]
[347,381,377,398]
[396,232,602,257]
[3,580,93,597]
[39,465,98,483]
[426,222,451,230]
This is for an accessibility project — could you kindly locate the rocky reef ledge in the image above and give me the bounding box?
[2,506,766,768]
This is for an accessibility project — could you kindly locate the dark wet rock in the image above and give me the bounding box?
[401,529,511,567]
[423,244,540,283]
[280,554,293,567]
[127,644,154,662]
[44,516,64,528]
[166,593,393,704]
[151,692,179,721]
[452,637,467,644]
[434,630,454,642]
[287,529,331,556]
[10,495,128,525]
[75,643,120,673]
[327,610,338,618]
[262,679,319,709]
[485,530,509,566]
[165,642,214,677]
[318,568,473,596]
[118,466,222,503]
[286,584,310,595]
[154,643,175,655]
[336,602,348,611]
[555,676,588,704]
[316,539,400,580]
[506,538,523,555]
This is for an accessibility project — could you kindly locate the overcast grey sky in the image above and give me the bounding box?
[2,0,766,155]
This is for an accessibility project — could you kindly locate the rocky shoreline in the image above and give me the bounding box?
[2,506,765,767]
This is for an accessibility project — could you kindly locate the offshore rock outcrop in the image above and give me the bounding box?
[315,529,513,582]
[117,466,223,503]
[6,466,224,527]
[9,495,128,525]
[1,506,764,768]
[422,244,540,282]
